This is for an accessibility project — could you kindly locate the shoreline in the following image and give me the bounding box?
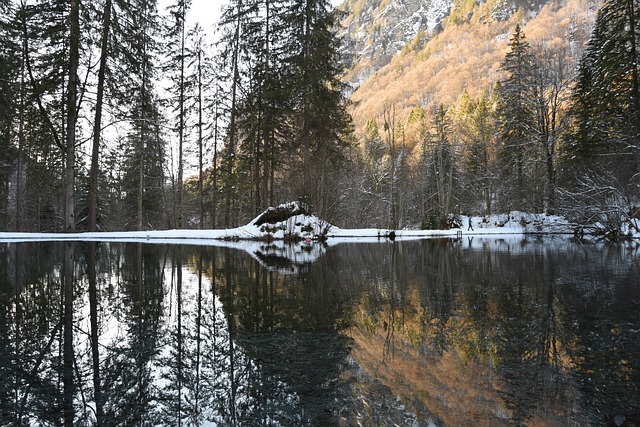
[0,227,573,243]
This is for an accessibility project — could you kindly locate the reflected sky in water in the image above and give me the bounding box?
[0,237,638,426]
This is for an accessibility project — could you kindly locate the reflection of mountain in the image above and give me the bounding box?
[333,239,639,426]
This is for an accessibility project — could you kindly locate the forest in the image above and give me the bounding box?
[0,0,639,235]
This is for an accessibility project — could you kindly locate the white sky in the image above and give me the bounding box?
[187,0,225,31]
[184,0,344,33]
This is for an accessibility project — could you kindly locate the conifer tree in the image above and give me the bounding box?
[88,0,113,232]
[0,0,19,230]
[218,0,247,227]
[496,24,535,211]
[569,0,640,176]
[64,0,79,233]
[431,105,456,225]
[283,0,352,219]
[16,0,69,231]
[163,0,191,228]
[455,91,497,214]
[185,23,209,229]
[117,0,165,230]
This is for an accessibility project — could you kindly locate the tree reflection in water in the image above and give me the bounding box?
[0,238,638,426]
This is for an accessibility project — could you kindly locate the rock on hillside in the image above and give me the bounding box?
[338,0,452,87]
[337,0,565,90]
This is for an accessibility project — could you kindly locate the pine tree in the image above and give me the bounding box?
[0,0,20,230]
[117,0,165,230]
[496,24,535,211]
[185,23,209,229]
[282,0,352,219]
[64,0,80,233]
[218,0,248,227]
[431,105,456,225]
[16,0,69,231]
[568,0,640,176]
[163,0,191,228]
[455,90,497,214]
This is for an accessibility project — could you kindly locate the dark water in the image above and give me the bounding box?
[0,237,639,426]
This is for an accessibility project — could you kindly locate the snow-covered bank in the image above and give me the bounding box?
[0,213,571,242]
[3,203,637,274]
[0,206,580,244]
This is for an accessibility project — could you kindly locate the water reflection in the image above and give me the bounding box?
[0,238,638,426]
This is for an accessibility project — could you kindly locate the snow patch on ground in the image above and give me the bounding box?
[0,204,580,244]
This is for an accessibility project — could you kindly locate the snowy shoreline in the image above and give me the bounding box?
[0,228,534,243]
[0,218,572,243]
[2,204,631,274]
[0,203,587,244]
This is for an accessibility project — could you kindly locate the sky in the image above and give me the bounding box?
[183,0,344,34]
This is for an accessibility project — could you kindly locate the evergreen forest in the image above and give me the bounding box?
[1,0,639,235]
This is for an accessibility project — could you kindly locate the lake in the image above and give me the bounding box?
[0,237,638,426]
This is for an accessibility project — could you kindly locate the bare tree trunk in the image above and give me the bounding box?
[212,99,219,228]
[197,48,204,229]
[224,6,241,228]
[64,0,80,233]
[384,106,397,229]
[138,16,148,231]
[176,1,187,229]
[261,0,271,212]
[89,0,112,232]
[15,17,28,231]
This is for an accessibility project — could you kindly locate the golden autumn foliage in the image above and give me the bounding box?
[343,0,600,143]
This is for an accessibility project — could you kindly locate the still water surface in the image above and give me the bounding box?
[0,237,639,426]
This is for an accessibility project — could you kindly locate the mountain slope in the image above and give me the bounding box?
[338,0,452,86]
[337,0,600,132]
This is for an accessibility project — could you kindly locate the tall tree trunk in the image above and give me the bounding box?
[138,18,148,231]
[212,99,219,228]
[384,106,397,229]
[197,48,204,229]
[627,0,640,173]
[16,32,26,232]
[254,88,262,215]
[89,0,113,232]
[224,6,241,228]
[65,0,80,233]
[176,1,186,229]
[301,0,312,200]
[261,0,271,211]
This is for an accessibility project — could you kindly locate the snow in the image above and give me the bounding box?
[0,206,574,244]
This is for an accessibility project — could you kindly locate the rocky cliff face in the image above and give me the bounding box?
[338,0,452,86]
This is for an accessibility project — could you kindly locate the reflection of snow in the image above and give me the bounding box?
[250,241,327,274]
